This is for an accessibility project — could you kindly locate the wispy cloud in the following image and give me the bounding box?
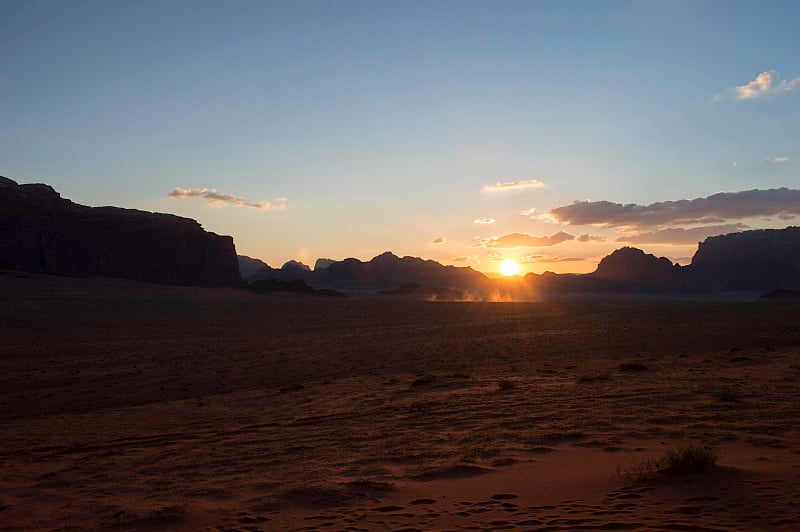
[432,237,446,244]
[473,218,496,224]
[450,255,479,263]
[766,156,790,164]
[577,234,605,242]
[716,71,800,101]
[472,231,575,248]
[615,223,749,245]
[546,188,800,228]
[168,187,287,210]
[520,254,584,263]
[483,179,545,192]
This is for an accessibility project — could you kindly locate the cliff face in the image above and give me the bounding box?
[686,227,800,291]
[0,177,242,286]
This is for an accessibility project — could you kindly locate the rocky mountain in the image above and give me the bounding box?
[237,255,269,280]
[686,227,800,291]
[0,177,241,286]
[247,251,488,291]
[314,258,335,271]
[314,251,488,290]
[526,227,800,295]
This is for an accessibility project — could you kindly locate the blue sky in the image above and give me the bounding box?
[2,0,799,273]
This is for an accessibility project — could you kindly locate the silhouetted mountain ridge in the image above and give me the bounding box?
[4,177,799,295]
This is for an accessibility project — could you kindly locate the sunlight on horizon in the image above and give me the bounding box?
[499,258,522,277]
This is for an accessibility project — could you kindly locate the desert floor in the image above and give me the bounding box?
[1,272,800,531]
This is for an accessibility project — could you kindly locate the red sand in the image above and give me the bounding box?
[1,273,799,530]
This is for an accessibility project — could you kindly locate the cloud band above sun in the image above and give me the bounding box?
[472,231,575,248]
[615,223,749,245]
[544,188,800,228]
[168,187,287,210]
[483,179,545,192]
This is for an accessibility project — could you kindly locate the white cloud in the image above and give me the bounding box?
[726,71,800,100]
[483,179,545,192]
[168,187,286,211]
[473,218,496,224]
[766,156,790,164]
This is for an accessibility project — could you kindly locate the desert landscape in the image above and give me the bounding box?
[3,3,800,530]
[2,272,799,531]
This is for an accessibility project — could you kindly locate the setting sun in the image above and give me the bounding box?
[499,258,522,277]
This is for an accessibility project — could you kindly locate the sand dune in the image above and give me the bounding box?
[1,272,799,530]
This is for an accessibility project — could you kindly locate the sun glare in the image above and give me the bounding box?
[499,258,521,277]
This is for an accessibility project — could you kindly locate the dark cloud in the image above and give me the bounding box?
[577,234,605,242]
[547,188,800,228]
[473,231,575,248]
[615,223,749,245]
[432,237,446,244]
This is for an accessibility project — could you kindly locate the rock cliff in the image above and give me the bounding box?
[0,177,241,286]
[686,227,800,291]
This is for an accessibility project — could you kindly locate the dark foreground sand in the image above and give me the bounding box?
[1,272,800,531]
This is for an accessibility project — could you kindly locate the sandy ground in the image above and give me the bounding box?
[1,272,800,531]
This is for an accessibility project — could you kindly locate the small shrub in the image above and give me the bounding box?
[617,362,647,372]
[619,443,719,481]
[497,379,515,391]
[660,443,719,473]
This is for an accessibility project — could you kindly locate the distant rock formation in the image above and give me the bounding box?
[592,247,678,282]
[248,251,488,291]
[758,289,800,301]
[238,255,270,280]
[315,251,488,290]
[686,227,800,291]
[526,227,800,295]
[0,177,241,286]
[282,260,311,271]
[314,258,335,271]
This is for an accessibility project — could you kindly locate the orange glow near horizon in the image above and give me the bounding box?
[499,258,522,276]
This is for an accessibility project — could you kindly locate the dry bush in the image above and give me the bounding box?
[619,443,720,481]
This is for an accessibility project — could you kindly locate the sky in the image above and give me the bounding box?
[2,0,799,275]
